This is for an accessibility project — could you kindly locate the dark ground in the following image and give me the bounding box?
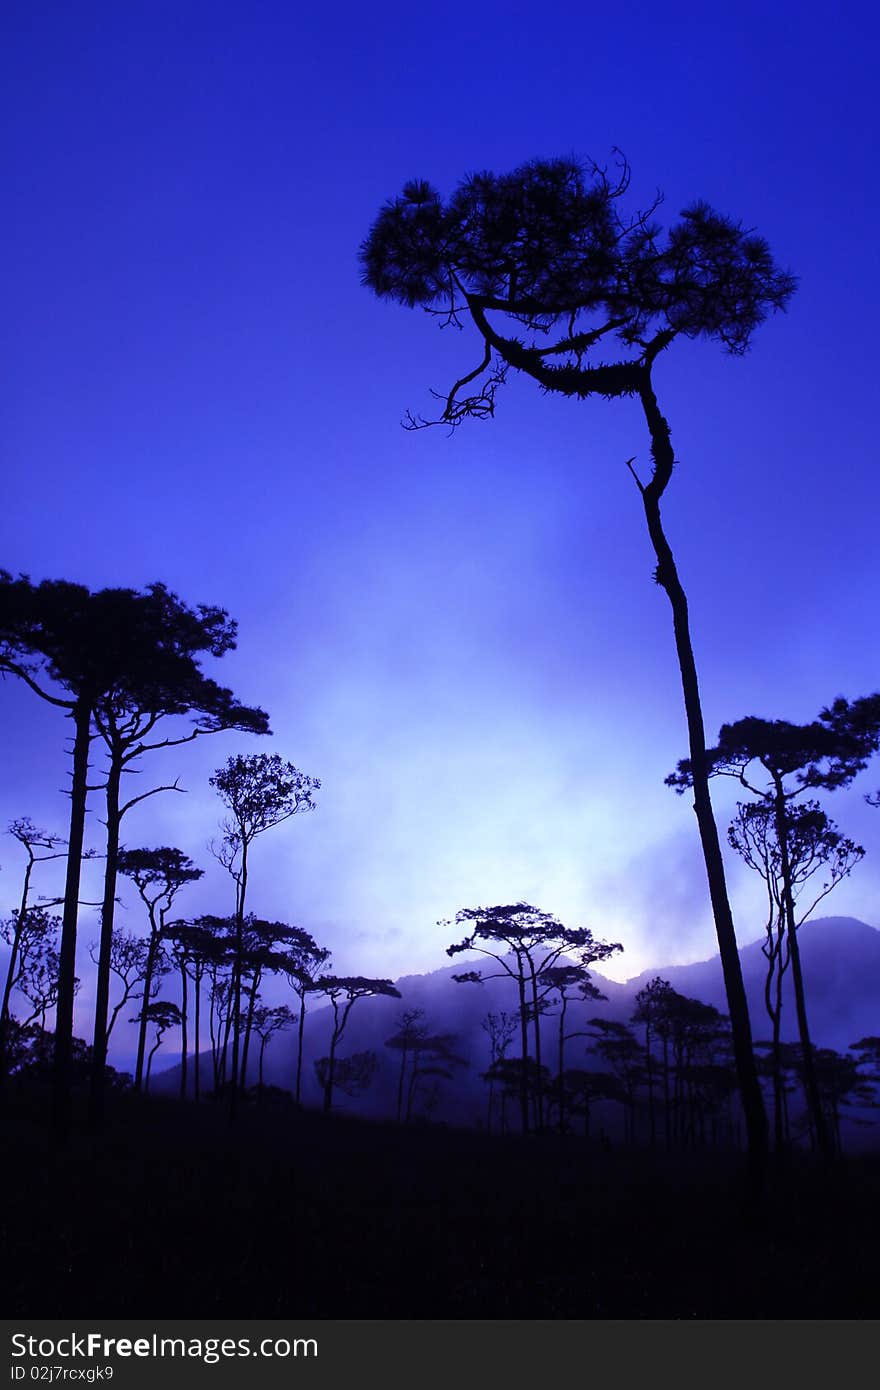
[2,1088,878,1319]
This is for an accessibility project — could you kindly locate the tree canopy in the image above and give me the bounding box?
[361,154,795,426]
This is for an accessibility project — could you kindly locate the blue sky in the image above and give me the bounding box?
[2,0,879,1006]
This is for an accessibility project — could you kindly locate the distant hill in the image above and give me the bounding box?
[623,916,880,1056]
[154,916,880,1138]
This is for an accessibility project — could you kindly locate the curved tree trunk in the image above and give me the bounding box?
[636,377,768,1203]
[54,696,93,1142]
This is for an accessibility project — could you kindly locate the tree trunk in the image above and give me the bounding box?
[134,922,161,1091]
[662,1033,671,1149]
[636,377,768,1203]
[179,957,189,1100]
[528,964,544,1131]
[89,751,122,1127]
[772,781,832,1163]
[516,966,530,1135]
[193,963,202,1102]
[0,850,35,1081]
[145,1034,160,1092]
[239,966,261,1090]
[229,841,248,1118]
[396,1044,408,1124]
[295,989,307,1105]
[644,1021,656,1147]
[323,1026,338,1113]
[557,994,572,1136]
[53,696,93,1142]
[769,929,786,1155]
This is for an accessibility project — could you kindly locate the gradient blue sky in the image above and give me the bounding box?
[2,1,879,998]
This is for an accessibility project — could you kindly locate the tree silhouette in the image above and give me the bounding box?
[820,693,880,816]
[0,819,67,1077]
[88,583,268,1123]
[313,975,401,1112]
[235,918,302,1088]
[132,1000,182,1093]
[669,710,874,1162]
[850,1037,880,1085]
[88,929,149,1050]
[406,1033,466,1122]
[250,1003,297,1089]
[385,1008,428,1124]
[811,1048,874,1155]
[175,917,234,1100]
[117,847,202,1091]
[728,798,862,1152]
[281,926,331,1105]
[0,575,110,1132]
[539,964,607,1135]
[314,1049,379,1104]
[587,1019,644,1144]
[479,1009,518,1132]
[388,1019,466,1123]
[210,752,319,1112]
[2,908,68,1032]
[362,154,796,1195]
[446,902,620,1133]
[631,976,677,1147]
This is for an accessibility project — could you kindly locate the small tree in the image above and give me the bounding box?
[403,1032,466,1122]
[314,975,401,1112]
[282,927,332,1105]
[88,583,268,1123]
[251,1003,297,1089]
[728,798,862,1152]
[210,752,319,1109]
[540,964,607,1135]
[479,1009,518,1132]
[133,1001,182,1093]
[669,709,876,1162]
[5,910,67,1032]
[0,819,68,1074]
[314,1050,379,1104]
[631,977,678,1148]
[118,847,203,1091]
[236,918,302,1088]
[88,930,149,1050]
[385,1008,428,1124]
[587,1019,644,1144]
[446,902,620,1133]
